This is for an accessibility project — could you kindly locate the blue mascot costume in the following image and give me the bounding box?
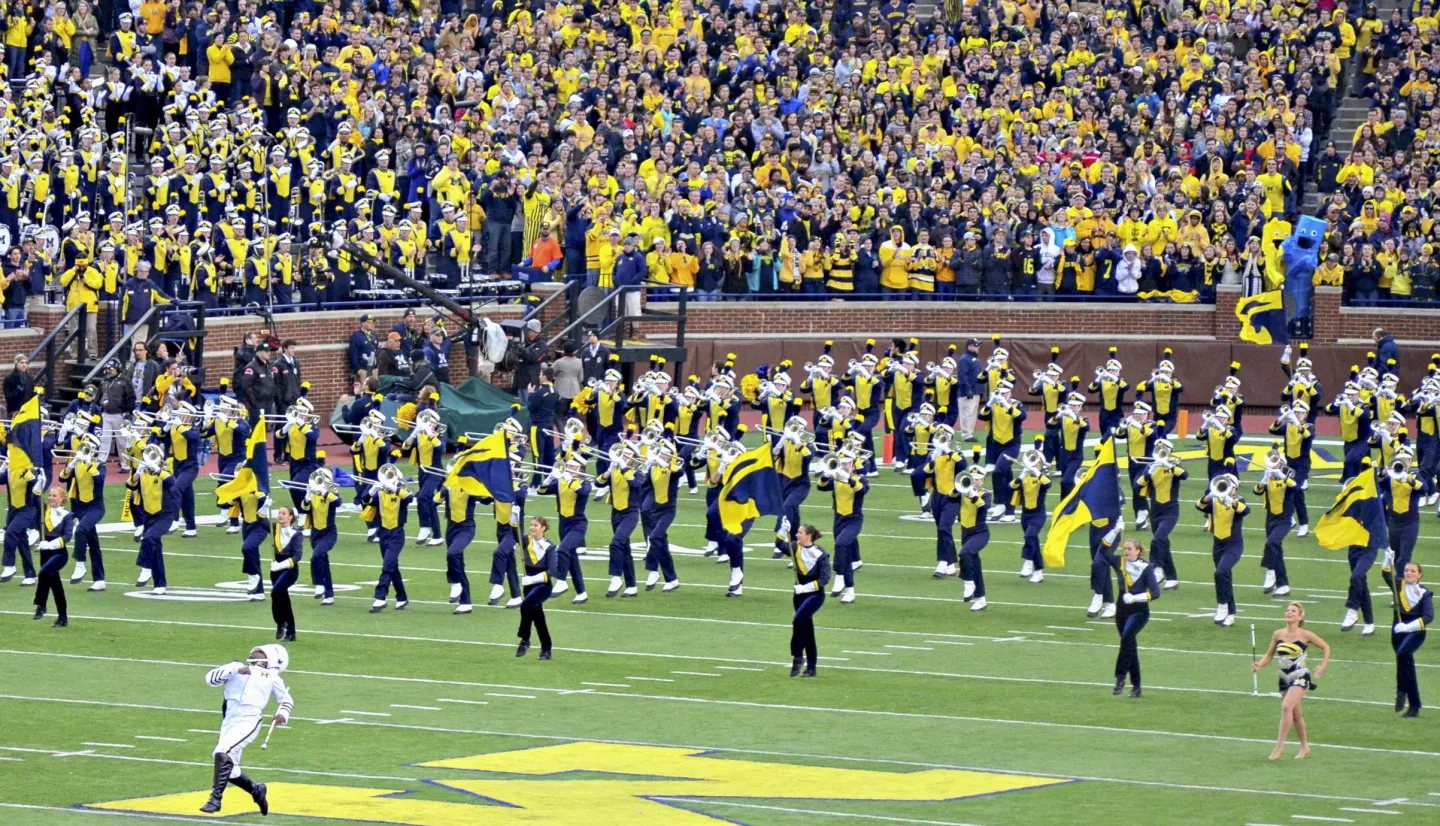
[1280,216,1324,339]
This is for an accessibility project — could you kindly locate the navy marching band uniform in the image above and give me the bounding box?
[1114,554,1162,697]
[61,455,107,589]
[1197,489,1248,627]
[269,520,303,640]
[790,538,832,678]
[1393,579,1434,716]
[437,484,478,612]
[362,483,414,611]
[33,501,76,626]
[517,532,556,659]
[300,486,340,603]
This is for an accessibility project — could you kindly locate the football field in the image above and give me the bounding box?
[0,437,1436,826]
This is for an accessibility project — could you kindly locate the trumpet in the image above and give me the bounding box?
[1208,473,1238,504]
[1390,454,1414,480]
[803,361,827,378]
[1261,445,1292,482]
[928,425,954,458]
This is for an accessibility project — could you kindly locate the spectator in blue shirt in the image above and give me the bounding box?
[956,338,983,442]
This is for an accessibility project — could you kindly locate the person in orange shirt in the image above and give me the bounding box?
[512,223,562,284]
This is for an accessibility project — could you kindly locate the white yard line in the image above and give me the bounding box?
[389,704,441,711]
[0,803,222,824]
[1292,817,1354,823]
[80,742,133,749]
[1045,626,1095,632]
[133,736,187,742]
[882,645,935,651]
[338,710,392,717]
[485,693,537,700]
[626,676,675,682]
[1337,808,1400,816]
[671,671,722,677]
[924,640,975,646]
[580,682,631,688]
[436,698,489,706]
[714,666,764,672]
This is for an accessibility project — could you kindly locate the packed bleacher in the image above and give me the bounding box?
[0,0,1438,333]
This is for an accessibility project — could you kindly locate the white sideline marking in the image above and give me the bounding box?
[671,671,721,677]
[81,742,133,749]
[436,698,488,706]
[626,676,674,682]
[1338,808,1399,816]
[883,645,934,651]
[339,710,391,717]
[841,650,891,656]
[581,682,631,688]
[924,640,975,646]
[0,803,221,824]
[0,757,21,761]
[389,704,440,711]
[714,666,764,672]
[134,735,187,742]
[485,693,537,700]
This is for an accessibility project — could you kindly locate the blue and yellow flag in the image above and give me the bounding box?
[1235,290,1289,345]
[215,412,271,501]
[6,389,42,508]
[1042,435,1122,568]
[445,430,514,503]
[719,442,782,535]
[1315,465,1388,551]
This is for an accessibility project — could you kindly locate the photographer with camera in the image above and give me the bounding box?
[479,176,520,277]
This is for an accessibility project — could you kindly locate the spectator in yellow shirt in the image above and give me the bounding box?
[667,240,698,290]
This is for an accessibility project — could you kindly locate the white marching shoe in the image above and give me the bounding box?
[728,567,744,589]
[970,596,988,612]
[182,529,197,538]
[715,554,730,564]
[505,597,523,609]
[840,588,856,604]
[704,540,719,556]
[366,528,378,542]
[313,585,324,598]
[1028,570,1045,583]
[1296,525,1309,537]
[415,528,431,543]
[69,562,86,584]
[852,560,863,571]
[987,504,1005,520]
[370,599,387,612]
[1341,608,1359,631]
[151,586,165,595]
[1262,569,1276,594]
[0,565,13,582]
[449,583,463,603]
[1135,509,1149,530]
[661,580,680,592]
[1100,602,1116,619]
[1087,593,1104,617]
[1273,585,1291,596]
[622,587,638,597]
[998,513,1017,523]
[320,597,334,606]
[134,526,144,540]
[136,568,152,586]
[572,592,588,604]
[1019,560,1034,578]
[1213,604,1229,625]
[607,576,623,597]
[645,571,661,591]
[920,492,931,510]
[88,580,106,591]
[20,576,35,586]
[1162,580,1179,590]
[831,578,845,597]
[962,580,976,600]
[934,561,950,578]
[1220,614,1235,627]
[591,485,609,500]
[1361,623,1376,637]
[552,580,569,596]
[226,524,241,534]
[453,604,473,615]
[488,584,505,605]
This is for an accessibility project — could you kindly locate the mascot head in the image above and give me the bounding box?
[1290,215,1326,253]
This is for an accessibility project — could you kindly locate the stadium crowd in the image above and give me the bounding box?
[0,0,1435,326]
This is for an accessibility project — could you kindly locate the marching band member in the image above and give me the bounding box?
[758,363,800,436]
[1338,462,1380,636]
[773,416,814,559]
[276,396,321,534]
[888,350,922,472]
[269,507,303,641]
[1255,446,1298,598]
[802,346,841,443]
[483,460,526,609]
[1134,351,1182,437]
[790,524,832,678]
[1197,472,1248,627]
[1392,563,1433,717]
[1087,348,1128,434]
[230,462,272,603]
[957,463,992,612]
[981,336,1017,397]
[925,346,960,427]
[1113,539,1162,698]
[846,343,882,476]
[299,469,340,605]
[1280,344,1323,424]
[1269,402,1315,538]
[701,428,727,559]
[589,366,628,496]
[927,425,964,578]
[817,448,867,604]
[129,444,175,594]
[641,438,682,593]
[1380,449,1422,596]
[674,383,704,493]
[1028,350,1064,466]
[1200,405,1239,482]
[516,516,557,660]
[1,451,43,587]
[1415,375,1439,508]
[1012,438,1051,584]
[600,445,641,598]
[205,391,249,533]
[1324,377,1373,483]
[165,402,203,538]
[1114,402,1157,528]
[1050,387,1089,500]
[1252,604,1330,760]
[978,380,1025,522]
[61,436,106,591]
[363,465,414,613]
[404,408,445,546]
[1086,510,1125,619]
[705,374,741,439]
[200,644,291,815]
[535,455,591,605]
[904,403,937,514]
[32,487,75,628]
[436,465,479,615]
[1375,373,1407,427]
[1211,362,1245,438]
[1369,412,1409,476]
[350,410,397,541]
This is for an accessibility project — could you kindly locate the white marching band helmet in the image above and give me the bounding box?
[247,643,289,673]
[140,443,166,474]
[376,462,406,493]
[307,466,336,497]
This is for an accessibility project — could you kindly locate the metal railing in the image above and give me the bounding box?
[544,281,687,351]
[80,306,158,388]
[25,305,84,392]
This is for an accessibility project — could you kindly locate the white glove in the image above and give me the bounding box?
[1121,592,1136,604]
[269,559,291,572]
[777,516,790,537]
[1280,345,1292,365]
[521,573,544,586]
[1383,549,1396,571]
[257,502,271,520]
[367,483,381,498]
[30,469,45,495]
[37,538,60,551]
[1103,518,1124,546]
[793,584,806,594]
[1395,620,1422,634]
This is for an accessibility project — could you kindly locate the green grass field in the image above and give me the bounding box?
[0,436,1436,826]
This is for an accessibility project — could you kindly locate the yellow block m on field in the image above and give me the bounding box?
[88,742,1068,823]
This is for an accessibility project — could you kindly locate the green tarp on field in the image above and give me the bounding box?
[333,376,528,445]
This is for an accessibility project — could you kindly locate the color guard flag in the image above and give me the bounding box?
[1314,463,1388,551]
[6,389,42,508]
[445,430,514,502]
[216,412,271,501]
[1042,435,1122,568]
[719,442,782,535]
[1235,290,1290,346]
